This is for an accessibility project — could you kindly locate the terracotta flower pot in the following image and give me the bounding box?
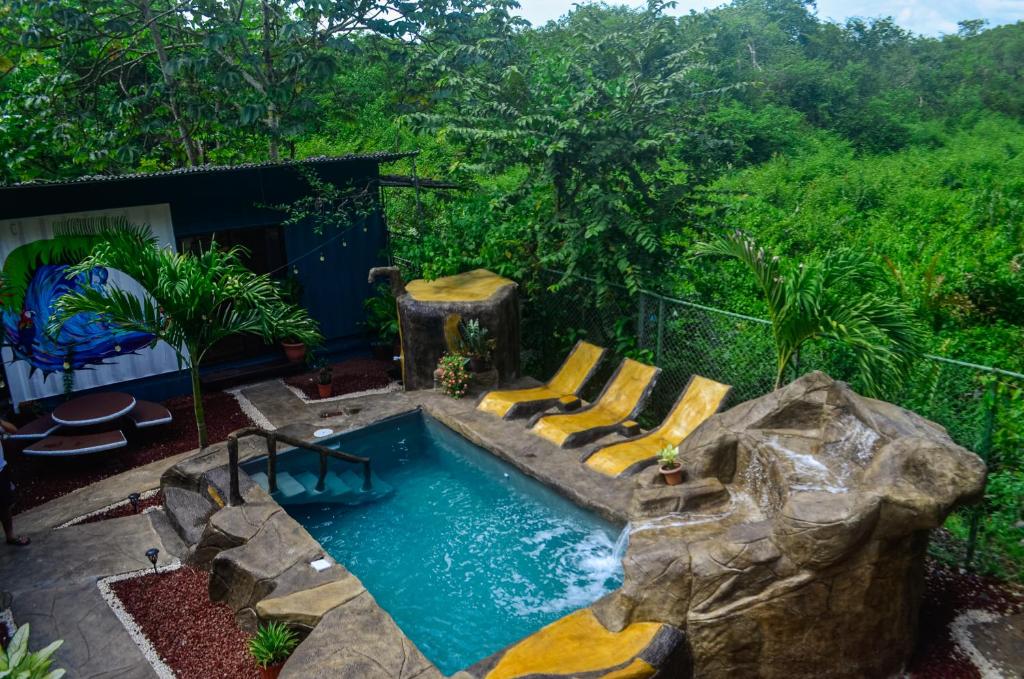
[317,382,333,398]
[281,341,306,363]
[259,663,284,679]
[659,464,683,486]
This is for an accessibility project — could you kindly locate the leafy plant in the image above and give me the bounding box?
[458,319,495,361]
[657,444,679,470]
[410,2,729,295]
[248,621,299,669]
[363,285,400,345]
[0,624,65,679]
[53,223,322,447]
[317,364,333,386]
[609,318,656,365]
[694,231,923,396]
[436,352,470,398]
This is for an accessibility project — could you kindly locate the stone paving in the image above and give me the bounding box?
[0,512,183,678]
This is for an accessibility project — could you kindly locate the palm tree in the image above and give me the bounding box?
[693,230,922,396]
[53,225,321,447]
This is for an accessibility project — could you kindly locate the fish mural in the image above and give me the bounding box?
[1,232,155,377]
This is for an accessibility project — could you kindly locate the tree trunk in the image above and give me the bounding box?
[190,362,208,448]
[140,0,200,165]
[261,0,279,161]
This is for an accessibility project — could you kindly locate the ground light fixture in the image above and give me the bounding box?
[128,492,141,513]
[145,548,159,574]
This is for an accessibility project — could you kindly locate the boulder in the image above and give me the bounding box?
[615,372,986,678]
[370,267,521,390]
[255,576,366,631]
[280,592,442,679]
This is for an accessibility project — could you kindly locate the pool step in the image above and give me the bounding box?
[248,468,394,506]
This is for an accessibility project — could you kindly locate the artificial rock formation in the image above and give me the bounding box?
[369,267,520,390]
[598,371,987,678]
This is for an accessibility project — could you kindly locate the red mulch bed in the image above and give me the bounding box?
[110,566,260,678]
[75,491,165,527]
[284,357,393,400]
[8,391,252,514]
[907,559,1023,677]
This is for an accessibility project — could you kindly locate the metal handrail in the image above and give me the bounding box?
[226,426,371,506]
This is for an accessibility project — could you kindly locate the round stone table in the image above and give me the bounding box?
[52,392,137,427]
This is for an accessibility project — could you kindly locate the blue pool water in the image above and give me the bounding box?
[246,411,624,674]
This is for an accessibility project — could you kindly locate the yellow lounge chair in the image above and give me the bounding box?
[581,375,731,477]
[476,341,606,420]
[530,358,660,448]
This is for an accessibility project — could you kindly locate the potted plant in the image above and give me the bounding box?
[281,337,307,363]
[458,319,496,373]
[436,353,470,398]
[248,621,299,679]
[364,285,400,362]
[279,274,310,363]
[658,444,683,486]
[317,364,333,398]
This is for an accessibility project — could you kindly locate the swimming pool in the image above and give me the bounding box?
[244,411,624,675]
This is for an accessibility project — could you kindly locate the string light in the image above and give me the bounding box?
[319,254,325,262]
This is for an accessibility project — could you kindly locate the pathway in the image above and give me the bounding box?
[0,511,184,677]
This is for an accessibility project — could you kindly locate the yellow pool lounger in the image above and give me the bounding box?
[476,341,606,420]
[530,358,660,448]
[582,375,732,477]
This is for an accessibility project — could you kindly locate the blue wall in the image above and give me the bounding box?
[285,211,387,342]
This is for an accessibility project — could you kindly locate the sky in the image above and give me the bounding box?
[513,1,1024,36]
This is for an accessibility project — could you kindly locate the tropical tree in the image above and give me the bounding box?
[693,230,922,395]
[53,225,321,447]
[409,2,730,295]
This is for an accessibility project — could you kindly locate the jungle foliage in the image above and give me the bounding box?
[2,1,1023,576]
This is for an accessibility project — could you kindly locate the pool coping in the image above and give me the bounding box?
[163,383,647,678]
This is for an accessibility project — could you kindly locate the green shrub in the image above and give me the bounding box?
[248,622,299,669]
[0,624,65,679]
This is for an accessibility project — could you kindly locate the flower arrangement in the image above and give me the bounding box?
[437,353,470,398]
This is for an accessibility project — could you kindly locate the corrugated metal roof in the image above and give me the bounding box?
[2,152,417,190]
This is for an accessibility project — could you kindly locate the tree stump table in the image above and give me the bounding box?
[369,268,520,391]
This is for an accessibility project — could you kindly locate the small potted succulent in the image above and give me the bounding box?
[658,444,683,486]
[458,319,496,373]
[435,352,470,398]
[248,621,299,679]
[317,364,333,398]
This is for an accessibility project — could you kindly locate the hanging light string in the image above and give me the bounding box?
[269,149,421,277]
[266,220,366,277]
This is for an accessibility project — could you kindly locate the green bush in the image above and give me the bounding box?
[0,624,65,679]
[248,622,299,669]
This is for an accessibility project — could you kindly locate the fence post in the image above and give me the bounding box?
[227,436,241,507]
[964,380,997,570]
[638,294,647,348]
[656,299,665,365]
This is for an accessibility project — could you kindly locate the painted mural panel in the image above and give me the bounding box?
[0,205,181,406]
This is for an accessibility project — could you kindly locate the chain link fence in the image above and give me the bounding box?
[519,270,1024,579]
